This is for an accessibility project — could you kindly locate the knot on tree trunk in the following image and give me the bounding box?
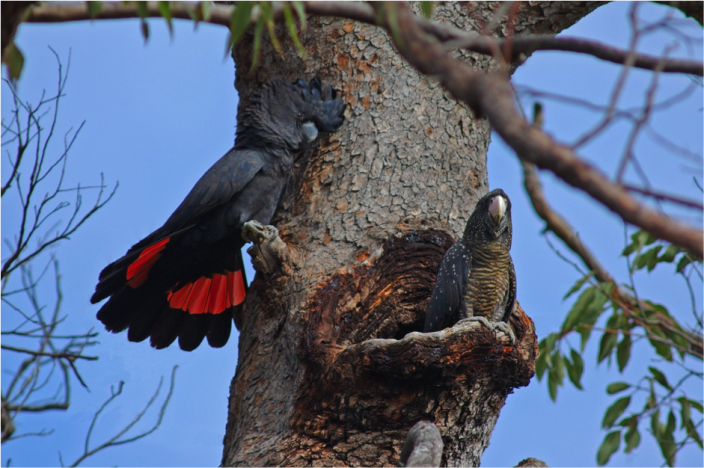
[288,229,537,466]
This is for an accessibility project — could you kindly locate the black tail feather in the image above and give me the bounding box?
[178,315,209,351]
[150,308,182,349]
[127,296,164,343]
[96,287,143,333]
[206,311,233,348]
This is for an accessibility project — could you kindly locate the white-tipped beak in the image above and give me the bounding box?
[488,195,506,224]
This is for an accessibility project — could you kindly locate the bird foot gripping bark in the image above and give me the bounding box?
[456,316,516,344]
[242,220,290,275]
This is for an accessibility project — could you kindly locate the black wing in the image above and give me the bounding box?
[499,256,517,323]
[424,240,471,332]
[156,148,265,237]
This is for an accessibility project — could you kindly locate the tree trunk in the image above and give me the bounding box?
[223,3,602,466]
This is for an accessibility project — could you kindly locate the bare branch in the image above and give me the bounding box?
[622,184,704,210]
[68,366,178,468]
[0,344,97,361]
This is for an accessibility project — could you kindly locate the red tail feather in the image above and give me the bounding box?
[126,238,170,288]
[167,269,246,315]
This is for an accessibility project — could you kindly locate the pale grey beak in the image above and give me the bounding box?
[488,195,506,225]
[302,121,318,142]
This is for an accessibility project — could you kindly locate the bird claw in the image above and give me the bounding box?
[242,220,288,275]
[492,320,516,344]
[456,317,516,344]
[241,220,279,245]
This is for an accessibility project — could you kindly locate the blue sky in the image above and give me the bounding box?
[2,3,702,467]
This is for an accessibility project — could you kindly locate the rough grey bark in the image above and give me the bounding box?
[223,3,602,466]
[399,420,443,467]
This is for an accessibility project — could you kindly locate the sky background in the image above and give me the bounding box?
[2,2,702,467]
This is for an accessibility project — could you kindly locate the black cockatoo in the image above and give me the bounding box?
[424,188,516,341]
[92,78,345,351]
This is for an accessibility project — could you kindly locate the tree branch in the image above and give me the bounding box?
[524,103,702,360]
[444,34,703,76]
[622,184,704,210]
[0,344,97,361]
[24,2,703,77]
[522,105,612,284]
[25,2,231,26]
[372,3,702,259]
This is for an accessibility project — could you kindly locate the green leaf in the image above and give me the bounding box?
[577,324,592,352]
[622,230,656,256]
[420,1,434,18]
[660,411,677,467]
[140,19,150,42]
[547,371,558,401]
[596,430,621,466]
[248,12,266,71]
[624,424,640,453]
[563,272,594,301]
[546,352,566,401]
[666,410,676,435]
[616,333,631,372]
[647,332,673,362]
[200,1,212,22]
[606,382,631,394]
[2,42,24,82]
[676,254,692,273]
[88,1,103,18]
[648,366,672,390]
[562,286,596,333]
[586,287,610,322]
[651,409,662,438]
[291,1,307,30]
[535,347,549,380]
[261,2,282,54]
[551,351,565,382]
[685,420,704,450]
[598,331,618,363]
[136,1,148,17]
[677,397,704,450]
[226,1,255,56]
[561,295,590,334]
[282,2,307,59]
[646,245,663,271]
[659,245,680,263]
[566,349,584,390]
[158,1,173,37]
[689,399,704,413]
[618,415,637,427]
[678,397,691,430]
[642,232,658,246]
[384,3,404,49]
[602,396,631,428]
[646,382,657,409]
[633,245,662,272]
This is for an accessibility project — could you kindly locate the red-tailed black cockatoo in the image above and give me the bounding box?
[92,78,345,351]
[424,188,516,342]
